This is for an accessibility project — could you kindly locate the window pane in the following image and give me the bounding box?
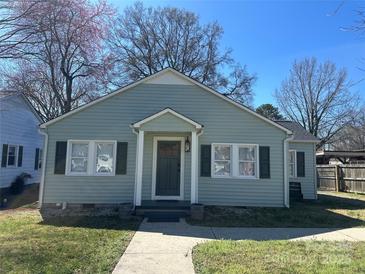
[239,147,255,161]
[213,161,230,176]
[214,145,230,160]
[239,162,255,176]
[7,146,16,166]
[289,164,295,177]
[8,156,15,166]
[96,143,114,173]
[289,151,295,163]
[71,158,88,172]
[8,146,16,156]
[71,144,88,157]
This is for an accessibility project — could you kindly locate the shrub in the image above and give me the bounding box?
[9,173,31,195]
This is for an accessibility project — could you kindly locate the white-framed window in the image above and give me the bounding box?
[238,145,257,177]
[95,142,115,175]
[212,144,231,177]
[289,150,296,178]
[66,140,116,176]
[69,141,89,174]
[212,143,259,179]
[7,145,18,167]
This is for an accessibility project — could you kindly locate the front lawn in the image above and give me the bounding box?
[0,210,140,273]
[193,240,365,274]
[187,191,365,227]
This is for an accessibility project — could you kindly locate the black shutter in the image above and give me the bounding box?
[1,144,8,167]
[18,146,23,167]
[297,151,305,177]
[54,142,67,174]
[259,146,270,179]
[34,148,39,170]
[116,142,128,175]
[200,145,211,177]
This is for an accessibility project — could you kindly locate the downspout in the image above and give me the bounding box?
[195,129,204,203]
[131,127,139,211]
[38,128,48,209]
[313,143,318,200]
[284,134,293,208]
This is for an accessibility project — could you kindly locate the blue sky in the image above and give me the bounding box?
[109,0,365,108]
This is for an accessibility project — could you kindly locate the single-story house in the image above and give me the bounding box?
[38,68,318,211]
[0,91,44,193]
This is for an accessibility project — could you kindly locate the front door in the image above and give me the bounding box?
[155,140,181,197]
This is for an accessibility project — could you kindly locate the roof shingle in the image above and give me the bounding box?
[275,120,319,142]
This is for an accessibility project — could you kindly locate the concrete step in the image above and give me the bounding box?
[135,208,190,217]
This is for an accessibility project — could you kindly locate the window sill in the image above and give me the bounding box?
[65,173,115,177]
[65,173,89,176]
[211,175,259,180]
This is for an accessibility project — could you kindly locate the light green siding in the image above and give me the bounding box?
[43,83,288,206]
[289,142,317,199]
[141,132,191,201]
[140,112,196,132]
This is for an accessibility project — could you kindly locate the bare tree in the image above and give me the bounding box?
[1,0,114,121]
[275,57,360,148]
[0,0,41,59]
[107,2,256,105]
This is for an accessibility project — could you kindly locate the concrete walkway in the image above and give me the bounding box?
[112,219,365,274]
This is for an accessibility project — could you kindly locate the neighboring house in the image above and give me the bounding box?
[0,91,44,190]
[316,150,365,165]
[39,68,318,210]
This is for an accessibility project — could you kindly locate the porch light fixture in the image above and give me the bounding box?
[185,136,191,152]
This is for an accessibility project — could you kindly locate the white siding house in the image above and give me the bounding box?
[0,91,44,189]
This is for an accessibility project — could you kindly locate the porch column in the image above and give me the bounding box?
[191,131,198,203]
[135,130,144,206]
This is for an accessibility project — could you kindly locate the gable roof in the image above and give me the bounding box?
[1,90,43,123]
[0,90,14,100]
[275,120,319,142]
[132,107,203,129]
[40,68,291,133]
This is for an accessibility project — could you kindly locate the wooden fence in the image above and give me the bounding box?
[317,164,365,193]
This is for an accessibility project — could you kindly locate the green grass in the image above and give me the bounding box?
[187,192,365,227]
[193,240,365,274]
[0,210,140,274]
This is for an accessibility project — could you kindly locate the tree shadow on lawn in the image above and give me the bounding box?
[40,215,142,231]
[315,192,365,209]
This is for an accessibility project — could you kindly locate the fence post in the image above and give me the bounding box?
[335,165,341,192]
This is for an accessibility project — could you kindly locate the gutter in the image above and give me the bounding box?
[283,134,294,208]
[38,128,49,209]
